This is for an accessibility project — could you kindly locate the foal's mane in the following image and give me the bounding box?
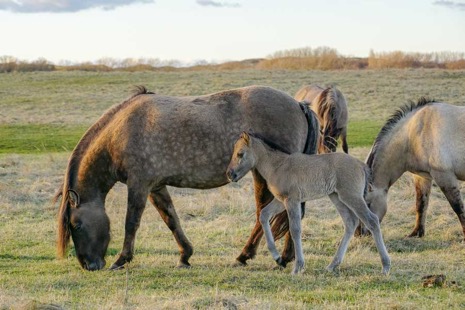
[247,132,291,155]
[56,86,154,257]
[366,97,435,169]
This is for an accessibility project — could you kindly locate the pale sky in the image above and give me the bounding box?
[0,0,464,65]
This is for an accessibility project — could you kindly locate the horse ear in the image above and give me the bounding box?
[368,183,374,192]
[68,189,80,208]
[241,131,250,144]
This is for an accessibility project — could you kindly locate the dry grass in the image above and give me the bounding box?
[1,69,465,308]
[1,148,465,309]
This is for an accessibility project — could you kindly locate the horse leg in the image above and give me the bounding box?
[408,175,432,238]
[259,199,286,267]
[433,174,465,240]
[110,181,149,270]
[340,194,391,275]
[326,194,358,272]
[149,186,193,268]
[284,199,304,275]
[235,169,272,265]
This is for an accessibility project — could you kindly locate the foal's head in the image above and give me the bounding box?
[226,132,257,182]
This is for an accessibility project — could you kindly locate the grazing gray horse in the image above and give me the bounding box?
[55,85,319,271]
[365,98,465,240]
[227,132,391,275]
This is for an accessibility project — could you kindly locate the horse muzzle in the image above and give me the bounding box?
[80,257,106,271]
[226,168,238,182]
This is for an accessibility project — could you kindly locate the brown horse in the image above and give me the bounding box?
[365,98,465,240]
[55,85,319,271]
[294,85,349,153]
[227,132,390,275]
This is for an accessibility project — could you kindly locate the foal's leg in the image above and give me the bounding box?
[259,199,286,266]
[339,194,391,275]
[149,186,193,267]
[408,175,432,238]
[326,194,358,272]
[285,199,305,275]
[110,179,149,270]
[236,170,272,265]
[433,173,465,240]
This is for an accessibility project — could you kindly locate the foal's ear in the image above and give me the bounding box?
[68,189,80,208]
[241,131,250,144]
[367,184,374,192]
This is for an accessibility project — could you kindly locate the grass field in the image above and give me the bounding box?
[1,69,465,309]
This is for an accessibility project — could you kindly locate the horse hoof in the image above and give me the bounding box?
[407,230,424,238]
[232,259,247,267]
[271,264,284,271]
[176,262,191,269]
[325,265,339,274]
[275,257,287,268]
[291,269,304,275]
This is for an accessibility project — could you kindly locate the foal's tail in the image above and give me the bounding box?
[363,164,373,199]
[270,103,320,240]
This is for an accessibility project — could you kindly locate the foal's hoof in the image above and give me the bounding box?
[275,257,287,268]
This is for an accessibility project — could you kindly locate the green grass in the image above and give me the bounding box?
[0,124,87,153]
[0,121,382,154]
[347,120,381,148]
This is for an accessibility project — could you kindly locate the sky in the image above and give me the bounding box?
[0,0,464,65]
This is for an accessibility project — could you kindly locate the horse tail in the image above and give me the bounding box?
[270,102,321,241]
[301,105,320,156]
[318,87,340,152]
[363,164,372,199]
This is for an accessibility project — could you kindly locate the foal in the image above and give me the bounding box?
[226,132,391,275]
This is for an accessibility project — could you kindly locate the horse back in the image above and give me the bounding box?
[294,85,325,104]
[406,103,465,177]
[87,86,312,188]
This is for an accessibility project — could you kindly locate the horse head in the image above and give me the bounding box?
[226,132,256,182]
[58,189,110,271]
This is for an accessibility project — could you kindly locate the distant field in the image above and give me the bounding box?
[1,69,465,309]
[1,69,464,153]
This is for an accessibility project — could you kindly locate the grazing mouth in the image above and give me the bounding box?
[79,257,106,271]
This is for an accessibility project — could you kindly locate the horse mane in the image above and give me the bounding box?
[56,85,153,257]
[247,132,291,155]
[366,97,436,169]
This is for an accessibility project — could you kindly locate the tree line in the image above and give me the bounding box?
[1,47,465,73]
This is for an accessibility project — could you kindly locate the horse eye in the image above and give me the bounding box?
[237,152,244,158]
[74,222,82,231]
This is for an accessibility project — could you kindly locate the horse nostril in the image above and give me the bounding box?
[87,262,99,271]
[83,258,104,271]
[227,169,236,182]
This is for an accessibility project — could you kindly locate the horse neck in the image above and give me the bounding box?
[369,126,409,190]
[252,140,288,181]
[75,147,116,203]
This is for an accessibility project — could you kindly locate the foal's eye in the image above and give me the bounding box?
[237,152,244,159]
